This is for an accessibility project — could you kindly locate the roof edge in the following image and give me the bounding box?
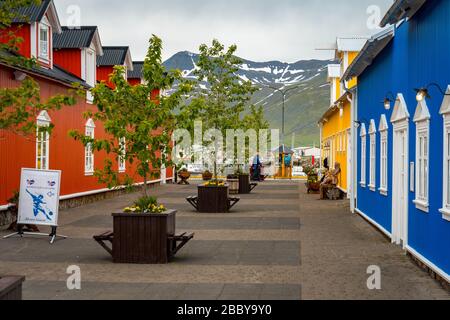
[342,26,395,81]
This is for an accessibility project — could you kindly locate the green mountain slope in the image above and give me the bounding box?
[164,51,331,147]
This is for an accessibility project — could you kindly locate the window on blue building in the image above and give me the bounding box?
[413,100,430,213]
[379,115,389,196]
[439,91,450,221]
[369,120,377,192]
[360,124,367,187]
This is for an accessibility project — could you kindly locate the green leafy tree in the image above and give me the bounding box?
[242,104,270,163]
[178,40,260,181]
[70,35,191,196]
[243,105,269,132]
[0,0,77,137]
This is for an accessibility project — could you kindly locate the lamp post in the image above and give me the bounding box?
[264,85,303,137]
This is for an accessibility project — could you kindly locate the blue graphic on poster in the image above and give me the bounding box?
[25,189,54,221]
[18,169,61,227]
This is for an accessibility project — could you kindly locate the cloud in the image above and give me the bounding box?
[54,0,393,62]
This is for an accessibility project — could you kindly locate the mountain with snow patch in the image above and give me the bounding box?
[164,51,332,146]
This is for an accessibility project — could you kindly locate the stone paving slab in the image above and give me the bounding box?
[67,215,301,230]
[162,192,300,200]
[43,227,303,241]
[23,281,302,300]
[0,180,448,300]
[0,262,302,284]
[0,238,300,266]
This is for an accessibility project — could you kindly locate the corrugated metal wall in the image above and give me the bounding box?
[356,0,450,276]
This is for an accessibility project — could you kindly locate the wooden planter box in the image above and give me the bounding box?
[306,182,321,194]
[202,172,213,181]
[0,276,25,300]
[227,179,239,194]
[112,210,176,264]
[238,174,251,194]
[178,171,191,184]
[198,186,229,213]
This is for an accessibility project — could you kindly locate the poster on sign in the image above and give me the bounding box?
[17,168,61,227]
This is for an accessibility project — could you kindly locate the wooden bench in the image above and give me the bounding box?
[186,195,240,211]
[94,230,194,260]
[186,196,199,210]
[93,231,114,256]
[168,232,195,258]
[228,196,240,210]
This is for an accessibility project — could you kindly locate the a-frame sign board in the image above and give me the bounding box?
[3,168,67,244]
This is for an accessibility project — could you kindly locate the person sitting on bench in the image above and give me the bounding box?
[320,162,341,200]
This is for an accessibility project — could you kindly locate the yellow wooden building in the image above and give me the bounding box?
[319,37,367,195]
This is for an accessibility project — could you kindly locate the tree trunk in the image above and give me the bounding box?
[143,172,149,197]
[214,161,218,182]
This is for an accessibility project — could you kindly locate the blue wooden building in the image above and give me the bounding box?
[343,0,450,283]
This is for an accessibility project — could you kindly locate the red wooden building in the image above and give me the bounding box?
[97,46,133,89]
[0,0,173,211]
[127,61,143,86]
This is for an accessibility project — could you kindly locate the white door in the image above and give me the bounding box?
[392,127,408,247]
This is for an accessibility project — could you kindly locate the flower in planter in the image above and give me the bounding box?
[124,196,167,214]
[204,180,225,187]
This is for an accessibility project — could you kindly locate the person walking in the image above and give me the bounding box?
[252,153,262,181]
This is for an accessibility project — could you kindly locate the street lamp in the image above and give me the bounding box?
[414,83,450,102]
[263,84,303,137]
[383,92,396,110]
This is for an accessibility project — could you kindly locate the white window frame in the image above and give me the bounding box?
[36,111,51,170]
[85,119,95,175]
[413,100,430,213]
[38,21,50,62]
[379,115,389,196]
[118,137,126,173]
[360,123,367,187]
[83,45,96,103]
[337,133,341,152]
[439,87,450,221]
[369,120,377,192]
[441,118,450,219]
[343,131,347,152]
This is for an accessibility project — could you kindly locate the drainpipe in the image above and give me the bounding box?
[319,122,323,176]
[343,79,357,213]
[346,93,355,212]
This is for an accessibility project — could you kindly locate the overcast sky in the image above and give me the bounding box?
[54,0,393,62]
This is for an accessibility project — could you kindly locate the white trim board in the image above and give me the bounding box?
[355,208,392,239]
[0,204,13,211]
[1,177,174,210]
[406,245,450,284]
[338,186,348,194]
[59,177,173,201]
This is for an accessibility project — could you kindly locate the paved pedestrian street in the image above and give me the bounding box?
[0,181,448,300]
